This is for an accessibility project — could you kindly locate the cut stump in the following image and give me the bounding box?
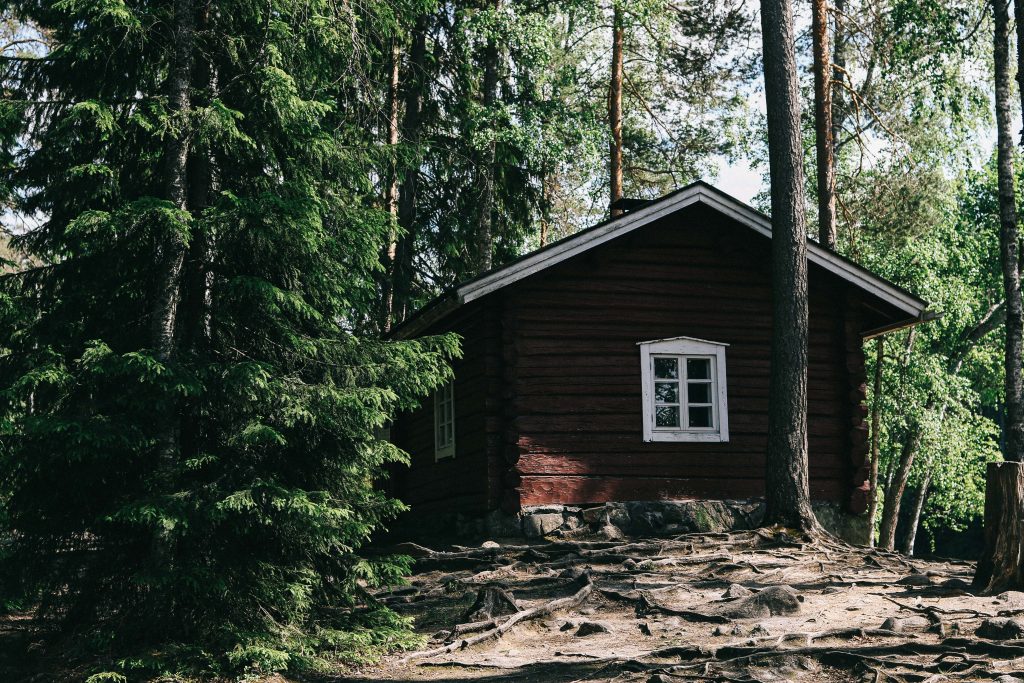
[975,461,1024,594]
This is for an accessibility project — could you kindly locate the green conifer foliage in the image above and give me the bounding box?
[0,0,455,676]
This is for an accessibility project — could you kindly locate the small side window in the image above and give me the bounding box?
[434,379,455,460]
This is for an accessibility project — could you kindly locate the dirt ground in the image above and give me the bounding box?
[341,529,1024,683]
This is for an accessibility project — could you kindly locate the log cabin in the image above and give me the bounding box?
[388,181,929,535]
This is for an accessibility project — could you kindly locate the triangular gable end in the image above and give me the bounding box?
[394,181,929,339]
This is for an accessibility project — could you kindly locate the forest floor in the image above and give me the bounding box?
[340,528,1024,683]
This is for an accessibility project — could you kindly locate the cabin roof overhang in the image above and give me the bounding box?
[393,181,930,339]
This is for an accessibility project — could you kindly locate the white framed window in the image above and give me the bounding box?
[434,379,455,460]
[638,336,729,443]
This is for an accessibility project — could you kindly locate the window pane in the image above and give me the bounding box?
[689,406,713,428]
[655,382,678,403]
[654,357,678,379]
[687,358,711,380]
[688,382,711,404]
[656,406,680,428]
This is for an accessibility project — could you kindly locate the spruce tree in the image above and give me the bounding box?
[0,0,455,676]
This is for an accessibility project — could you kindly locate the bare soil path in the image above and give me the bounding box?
[341,529,1024,683]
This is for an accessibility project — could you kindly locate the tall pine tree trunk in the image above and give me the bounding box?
[760,0,816,532]
[394,16,427,324]
[830,0,846,162]
[381,41,401,332]
[811,0,836,249]
[475,0,501,275]
[608,1,624,217]
[976,0,1024,593]
[866,336,884,546]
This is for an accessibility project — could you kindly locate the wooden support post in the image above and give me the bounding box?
[974,461,1024,593]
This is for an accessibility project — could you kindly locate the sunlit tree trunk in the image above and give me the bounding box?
[760,0,816,532]
[811,0,836,248]
[381,41,401,332]
[608,0,624,217]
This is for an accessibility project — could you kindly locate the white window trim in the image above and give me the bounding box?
[638,336,729,443]
[434,379,455,460]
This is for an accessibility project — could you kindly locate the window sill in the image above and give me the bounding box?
[646,431,728,443]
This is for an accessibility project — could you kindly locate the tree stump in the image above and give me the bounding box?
[463,584,519,623]
[974,461,1024,593]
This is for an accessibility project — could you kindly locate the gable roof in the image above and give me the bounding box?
[394,180,930,339]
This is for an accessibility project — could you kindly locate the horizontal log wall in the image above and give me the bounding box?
[390,301,502,515]
[505,205,857,508]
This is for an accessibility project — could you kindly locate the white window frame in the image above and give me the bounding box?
[638,336,729,443]
[434,379,455,460]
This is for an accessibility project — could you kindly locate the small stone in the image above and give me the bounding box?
[638,621,653,636]
[940,577,970,590]
[575,621,611,637]
[730,624,744,636]
[599,524,624,540]
[722,584,753,599]
[998,591,1024,603]
[978,617,1024,640]
[522,512,564,538]
[559,620,577,632]
[749,624,771,637]
[579,607,596,615]
[712,625,727,636]
[622,558,638,570]
[648,675,673,683]
[480,540,499,549]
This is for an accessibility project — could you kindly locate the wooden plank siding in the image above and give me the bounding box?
[501,206,860,510]
[390,203,897,517]
[389,300,505,514]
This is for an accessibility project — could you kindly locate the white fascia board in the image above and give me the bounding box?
[454,182,926,318]
[636,335,730,347]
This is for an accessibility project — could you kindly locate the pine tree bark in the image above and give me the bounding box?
[475,0,501,275]
[811,0,836,249]
[760,0,816,532]
[866,337,884,546]
[381,40,401,332]
[394,16,427,324]
[608,1,624,218]
[830,0,846,162]
[976,0,1024,593]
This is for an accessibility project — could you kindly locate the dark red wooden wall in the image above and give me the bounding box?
[392,204,885,516]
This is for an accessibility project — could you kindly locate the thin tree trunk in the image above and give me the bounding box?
[811,0,836,249]
[381,41,401,332]
[997,0,1024,463]
[878,420,922,550]
[1015,0,1024,144]
[150,0,194,613]
[394,16,427,324]
[866,337,884,547]
[760,0,816,532]
[900,471,931,556]
[475,0,501,275]
[608,1,624,218]
[830,0,846,160]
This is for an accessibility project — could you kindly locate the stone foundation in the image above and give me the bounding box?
[386,499,869,545]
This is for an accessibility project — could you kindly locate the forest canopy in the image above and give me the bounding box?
[0,0,1014,679]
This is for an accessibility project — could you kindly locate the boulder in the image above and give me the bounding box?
[522,512,564,538]
[575,621,611,637]
[721,586,802,619]
[977,617,1024,640]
